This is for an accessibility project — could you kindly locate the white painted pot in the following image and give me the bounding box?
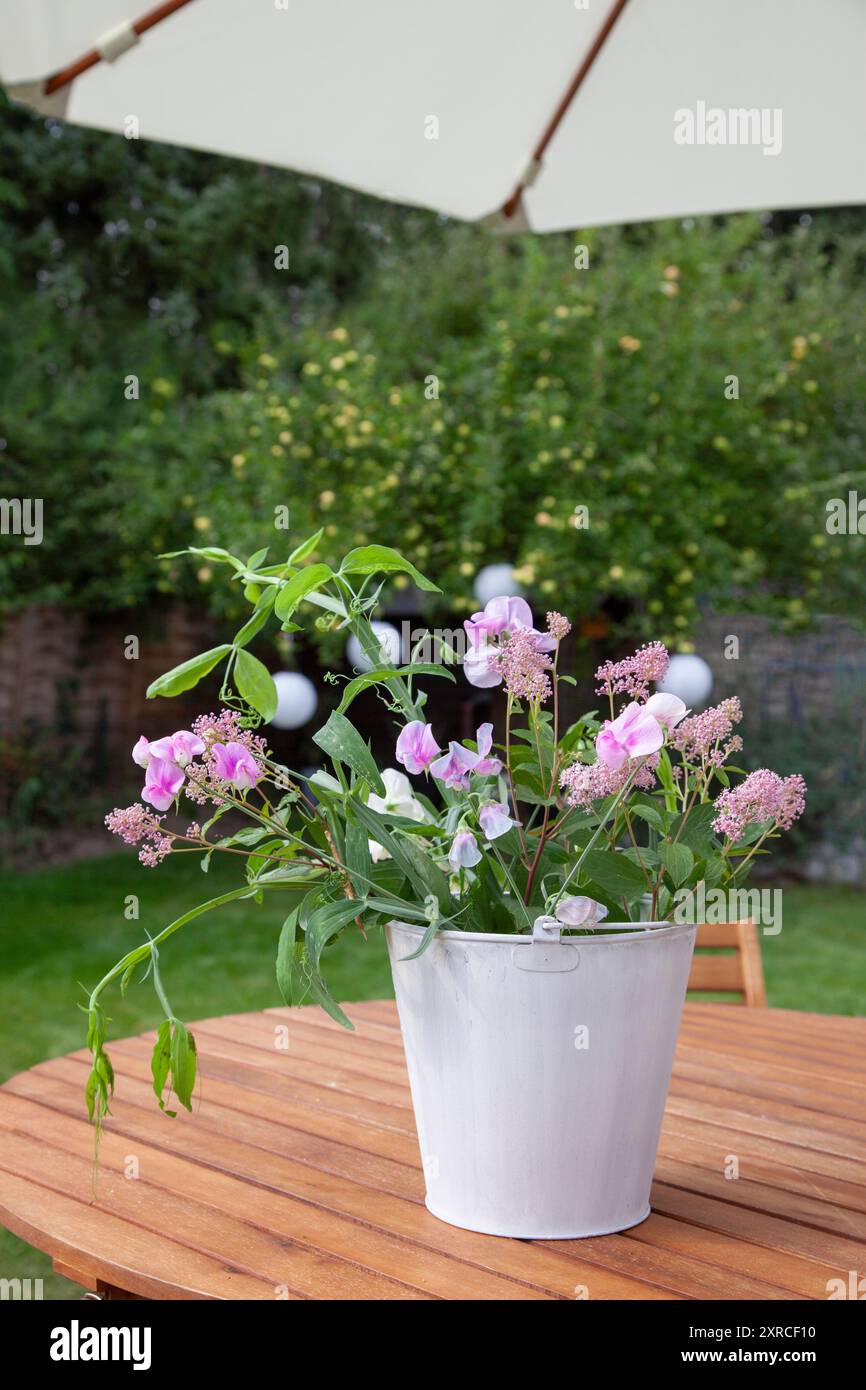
[385,918,696,1239]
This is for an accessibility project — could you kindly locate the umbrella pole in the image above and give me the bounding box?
[501,0,632,219]
[43,0,198,96]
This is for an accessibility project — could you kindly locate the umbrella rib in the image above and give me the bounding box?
[501,0,632,219]
[43,0,199,96]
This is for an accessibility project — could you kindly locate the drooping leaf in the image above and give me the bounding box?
[151,1019,172,1108]
[146,644,232,698]
[396,917,443,961]
[169,1021,197,1112]
[275,907,300,1006]
[304,898,365,973]
[234,647,278,721]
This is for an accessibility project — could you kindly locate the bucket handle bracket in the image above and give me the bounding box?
[512,916,580,973]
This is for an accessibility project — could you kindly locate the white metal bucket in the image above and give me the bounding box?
[385,918,696,1239]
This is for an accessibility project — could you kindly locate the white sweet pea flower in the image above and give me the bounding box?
[643,692,689,730]
[553,896,609,928]
[366,767,426,863]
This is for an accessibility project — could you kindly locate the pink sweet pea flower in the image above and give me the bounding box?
[464,595,535,646]
[430,741,480,791]
[478,801,516,841]
[596,702,664,770]
[449,830,482,870]
[463,596,556,689]
[167,729,206,767]
[395,721,441,775]
[141,756,185,812]
[473,722,502,776]
[554,896,609,927]
[643,692,688,730]
[430,725,501,789]
[132,736,153,768]
[211,741,262,789]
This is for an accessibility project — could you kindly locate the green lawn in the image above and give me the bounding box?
[0,854,863,1298]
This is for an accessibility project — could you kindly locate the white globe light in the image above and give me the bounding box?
[346,621,402,673]
[270,671,318,730]
[473,563,522,608]
[656,654,714,708]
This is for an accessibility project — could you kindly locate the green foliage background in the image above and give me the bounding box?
[2,95,865,647]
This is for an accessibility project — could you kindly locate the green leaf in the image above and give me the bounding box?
[275,908,300,1006]
[700,853,728,887]
[336,663,454,713]
[290,891,361,1029]
[658,840,695,887]
[289,528,324,565]
[169,1021,197,1112]
[299,950,355,1030]
[274,563,334,622]
[396,918,442,961]
[246,837,290,879]
[304,898,364,972]
[365,896,430,923]
[146,644,232,699]
[246,546,269,570]
[312,711,385,796]
[339,545,440,592]
[234,648,278,721]
[344,820,373,890]
[349,798,450,912]
[233,588,276,648]
[151,1020,172,1109]
[631,803,667,832]
[581,848,648,902]
[621,845,659,871]
[159,545,244,569]
[672,801,719,850]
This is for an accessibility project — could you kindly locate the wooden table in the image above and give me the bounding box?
[0,1001,863,1300]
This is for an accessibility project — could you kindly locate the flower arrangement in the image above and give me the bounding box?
[85,535,805,1131]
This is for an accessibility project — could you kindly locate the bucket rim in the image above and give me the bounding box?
[387,918,697,947]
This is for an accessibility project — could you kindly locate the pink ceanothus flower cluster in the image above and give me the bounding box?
[712,770,806,841]
[462,597,569,701]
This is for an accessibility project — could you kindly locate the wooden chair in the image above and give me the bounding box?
[687,920,767,1006]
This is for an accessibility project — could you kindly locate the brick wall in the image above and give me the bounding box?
[0,604,219,783]
[695,613,866,725]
